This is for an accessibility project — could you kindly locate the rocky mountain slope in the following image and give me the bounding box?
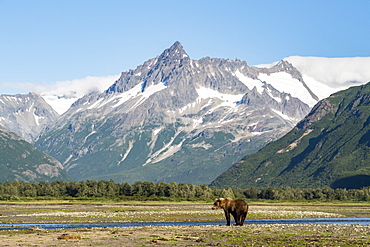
[34,42,312,184]
[0,124,71,182]
[211,82,370,189]
[0,93,59,142]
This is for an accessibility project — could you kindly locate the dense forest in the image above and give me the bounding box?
[1,180,370,202]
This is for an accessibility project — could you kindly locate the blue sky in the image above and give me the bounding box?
[1,0,370,94]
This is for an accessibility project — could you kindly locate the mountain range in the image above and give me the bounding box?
[33,41,313,184]
[1,41,370,185]
[211,82,370,189]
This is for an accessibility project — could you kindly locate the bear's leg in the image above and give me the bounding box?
[231,212,239,225]
[224,211,231,226]
[238,213,243,226]
[240,212,247,226]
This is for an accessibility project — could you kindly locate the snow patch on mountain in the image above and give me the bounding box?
[117,140,134,165]
[191,141,212,150]
[265,87,283,103]
[233,70,264,93]
[153,127,162,135]
[33,111,44,125]
[196,87,245,107]
[193,117,203,128]
[144,133,185,165]
[253,61,279,68]
[85,81,167,110]
[258,72,317,107]
[272,109,293,121]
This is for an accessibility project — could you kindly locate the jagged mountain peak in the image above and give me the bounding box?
[105,41,190,94]
[156,41,190,65]
[167,41,187,56]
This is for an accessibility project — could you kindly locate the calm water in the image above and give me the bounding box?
[1,218,370,230]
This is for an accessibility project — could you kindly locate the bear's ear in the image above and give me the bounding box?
[224,198,233,205]
[219,198,226,207]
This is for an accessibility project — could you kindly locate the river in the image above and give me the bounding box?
[1,218,370,230]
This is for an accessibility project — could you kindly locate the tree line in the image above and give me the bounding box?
[0,180,370,201]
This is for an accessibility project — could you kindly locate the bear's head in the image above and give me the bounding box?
[212,198,227,210]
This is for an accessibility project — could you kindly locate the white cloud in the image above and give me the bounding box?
[41,75,119,114]
[0,75,119,114]
[284,56,370,88]
[40,75,119,97]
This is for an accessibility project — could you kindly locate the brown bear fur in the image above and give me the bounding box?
[212,198,249,226]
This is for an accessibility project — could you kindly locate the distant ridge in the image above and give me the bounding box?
[0,124,71,182]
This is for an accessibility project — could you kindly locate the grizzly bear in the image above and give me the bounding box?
[212,198,249,226]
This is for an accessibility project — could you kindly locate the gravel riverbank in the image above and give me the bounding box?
[0,202,370,246]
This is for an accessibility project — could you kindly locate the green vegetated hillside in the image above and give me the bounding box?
[0,125,71,182]
[211,82,370,189]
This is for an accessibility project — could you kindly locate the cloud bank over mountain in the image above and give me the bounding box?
[0,75,119,114]
[285,56,370,88]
